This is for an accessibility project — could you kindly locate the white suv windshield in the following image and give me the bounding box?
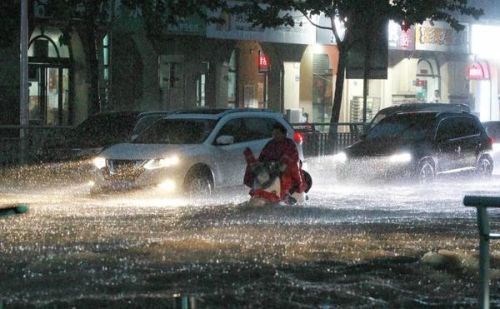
[133,119,217,144]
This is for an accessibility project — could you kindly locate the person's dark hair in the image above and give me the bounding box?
[273,122,287,134]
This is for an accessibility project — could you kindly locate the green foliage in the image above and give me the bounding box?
[0,1,227,45]
[227,0,483,44]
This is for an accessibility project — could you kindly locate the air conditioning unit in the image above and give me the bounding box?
[286,108,303,123]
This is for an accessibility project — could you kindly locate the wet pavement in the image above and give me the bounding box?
[0,158,500,308]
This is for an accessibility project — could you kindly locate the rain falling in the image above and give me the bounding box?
[0,157,499,307]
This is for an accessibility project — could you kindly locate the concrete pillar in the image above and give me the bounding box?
[215,61,229,108]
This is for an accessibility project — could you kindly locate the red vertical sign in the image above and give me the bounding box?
[258,50,269,73]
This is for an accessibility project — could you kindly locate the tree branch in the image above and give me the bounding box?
[297,9,332,31]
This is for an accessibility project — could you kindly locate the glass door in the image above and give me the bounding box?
[28,65,70,125]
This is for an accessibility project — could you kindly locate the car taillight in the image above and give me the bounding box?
[488,137,494,145]
[294,132,303,144]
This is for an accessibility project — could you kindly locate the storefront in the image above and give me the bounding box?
[28,26,72,126]
[470,24,500,121]
[111,10,482,126]
[382,22,472,107]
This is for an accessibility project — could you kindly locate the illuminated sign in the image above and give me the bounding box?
[467,61,490,80]
[258,51,270,73]
[388,21,415,50]
[415,20,469,53]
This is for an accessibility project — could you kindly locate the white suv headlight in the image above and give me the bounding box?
[388,152,412,163]
[332,151,347,163]
[93,157,106,169]
[144,155,180,170]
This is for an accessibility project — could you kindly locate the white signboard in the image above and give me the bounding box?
[207,8,317,45]
[415,20,469,53]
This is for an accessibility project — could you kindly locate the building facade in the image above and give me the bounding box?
[1,2,499,129]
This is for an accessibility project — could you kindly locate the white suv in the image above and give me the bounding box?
[91,108,304,195]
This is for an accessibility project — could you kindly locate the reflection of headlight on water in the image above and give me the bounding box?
[144,155,180,170]
[93,157,106,169]
[388,152,412,163]
[332,152,347,163]
[158,179,176,191]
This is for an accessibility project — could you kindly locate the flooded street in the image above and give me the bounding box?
[1,158,500,308]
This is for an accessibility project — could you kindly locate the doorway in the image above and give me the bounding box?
[28,65,70,125]
[416,58,441,103]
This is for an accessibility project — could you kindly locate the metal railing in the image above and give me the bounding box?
[0,122,366,166]
[0,125,72,167]
[291,122,366,157]
[463,195,500,309]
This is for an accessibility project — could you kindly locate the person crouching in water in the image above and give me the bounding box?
[243,123,306,205]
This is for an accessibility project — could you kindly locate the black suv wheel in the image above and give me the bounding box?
[416,159,435,184]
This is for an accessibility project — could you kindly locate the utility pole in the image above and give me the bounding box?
[20,0,29,164]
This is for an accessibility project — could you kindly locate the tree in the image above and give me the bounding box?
[2,0,226,115]
[227,0,483,145]
[0,1,21,48]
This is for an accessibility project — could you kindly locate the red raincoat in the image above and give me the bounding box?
[244,138,305,200]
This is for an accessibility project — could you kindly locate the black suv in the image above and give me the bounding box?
[367,103,470,130]
[333,111,493,182]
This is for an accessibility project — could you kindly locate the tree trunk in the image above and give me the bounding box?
[331,51,346,123]
[327,46,347,153]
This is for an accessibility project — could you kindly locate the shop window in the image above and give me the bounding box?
[196,73,206,107]
[312,54,333,123]
[28,27,70,59]
[101,34,111,109]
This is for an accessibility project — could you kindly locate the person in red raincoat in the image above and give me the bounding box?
[244,123,305,203]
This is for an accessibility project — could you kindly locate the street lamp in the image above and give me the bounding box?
[20,0,29,164]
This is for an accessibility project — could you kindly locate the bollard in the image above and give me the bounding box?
[463,195,500,309]
[0,203,29,217]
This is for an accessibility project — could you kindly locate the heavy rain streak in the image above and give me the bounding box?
[0,157,499,307]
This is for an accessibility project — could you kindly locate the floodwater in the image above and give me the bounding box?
[0,157,499,308]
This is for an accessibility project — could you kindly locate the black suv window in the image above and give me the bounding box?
[460,117,480,136]
[366,113,436,141]
[437,117,479,141]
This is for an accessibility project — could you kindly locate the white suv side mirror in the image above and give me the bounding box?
[216,135,234,145]
[130,134,138,142]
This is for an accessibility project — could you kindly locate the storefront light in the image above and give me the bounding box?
[313,44,323,54]
[472,24,500,61]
